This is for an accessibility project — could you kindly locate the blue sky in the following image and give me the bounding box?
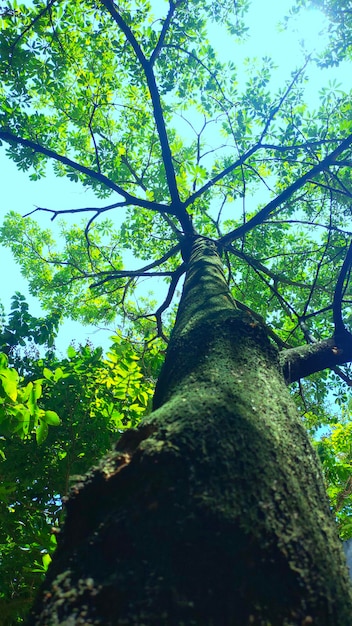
[1,0,350,351]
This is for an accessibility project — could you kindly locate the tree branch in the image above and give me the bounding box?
[88,104,101,174]
[184,142,261,209]
[163,43,233,109]
[154,262,186,338]
[100,0,189,226]
[8,0,58,61]
[89,243,181,288]
[23,201,127,220]
[229,245,327,292]
[91,271,174,289]
[185,62,310,210]
[266,219,352,237]
[280,335,352,384]
[99,0,147,65]
[280,239,352,383]
[0,129,173,214]
[149,1,185,66]
[219,133,352,247]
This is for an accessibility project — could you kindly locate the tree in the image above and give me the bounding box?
[1,0,352,623]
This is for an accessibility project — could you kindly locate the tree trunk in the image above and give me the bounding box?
[28,236,352,626]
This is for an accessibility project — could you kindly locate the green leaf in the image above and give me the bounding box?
[54,367,64,382]
[67,345,76,359]
[42,410,61,426]
[35,420,49,445]
[33,381,43,400]
[0,353,8,369]
[43,368,53,380]
[42,552,52,571]
[0,368,19,401]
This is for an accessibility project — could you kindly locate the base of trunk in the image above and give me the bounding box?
[28,314,352,626]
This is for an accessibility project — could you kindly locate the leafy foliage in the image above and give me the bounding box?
[0,350,60,445]
[0,292,60,359]
[316,400,352,539]
[0,298,162,624]
[0,295,61,446]
[291,0,352,64]
[0,0,350,350]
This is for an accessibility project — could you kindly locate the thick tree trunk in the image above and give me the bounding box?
[28,237,352,626]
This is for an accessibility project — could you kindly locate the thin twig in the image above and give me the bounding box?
[89,243,181,288]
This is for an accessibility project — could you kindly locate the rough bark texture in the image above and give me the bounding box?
[280,336,352,384]
[28,237,352,626]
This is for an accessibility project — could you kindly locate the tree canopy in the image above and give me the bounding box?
[0,0,351,410]
[0,0,350,336]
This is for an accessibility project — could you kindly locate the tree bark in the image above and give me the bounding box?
[280,335,352,384]
[27,236,352,626]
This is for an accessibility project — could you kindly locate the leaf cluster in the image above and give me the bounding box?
[0,296,162,624]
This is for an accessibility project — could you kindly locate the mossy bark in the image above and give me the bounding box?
[28,236,352,626]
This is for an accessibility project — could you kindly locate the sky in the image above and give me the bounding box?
[0,0,350,352]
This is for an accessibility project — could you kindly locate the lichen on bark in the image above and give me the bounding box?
[28,236,352,626]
